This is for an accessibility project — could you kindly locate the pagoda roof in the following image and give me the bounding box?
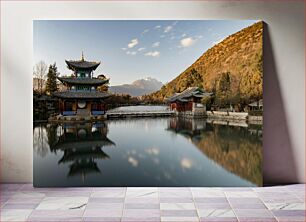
[248,99,263,107]
[65,59,100,71]
[59,149,110,163]
[165,87,213,103]
[53,91,111,99]
[57,77,109,86]
[67,161,101,177]
[53,137,115,151]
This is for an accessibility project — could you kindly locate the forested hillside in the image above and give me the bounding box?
[148,21,263,107]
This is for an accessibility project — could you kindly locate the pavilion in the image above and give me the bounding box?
[53,53,111,119]
[166,87,213,116]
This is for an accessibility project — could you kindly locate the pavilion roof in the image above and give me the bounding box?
[53,91,111,99]
[65,60,100,71]
[165,87,213,103]
[59,149,110,163]
[248,99,263,107]
[67,162,101,177]
[57,77,109,86]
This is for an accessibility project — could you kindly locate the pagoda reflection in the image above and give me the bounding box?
[167,117,262,186]
[50,122,115,181]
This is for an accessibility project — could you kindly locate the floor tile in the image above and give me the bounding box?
[125,197,159,203]
[271,209,305,217]
[126,188,158,198]
[191,188,225,197]
[160,197,194,203]
[200,217,238,222]
[162,216,199,222]
[26,217,83,221]
[122,217,161,221]
[159,188,192,198]
[265,202,305,210]
[234,209,274,218]
[83,208,123,217]
[161,210,198,217]
[36,196,88,210]
[86,202,123,209]
[122,209,160,217]
[228,197,262,204]
[196,202,231,209]
[225,191,258,198]
[2,203,39,209]
[0,209,32,221]
[83,217,121,222]
[160,203,196,210]
[125,203,159,209]
[198,209,235,217]
[237,218,277,222]
[89,197,125,203]
[230,202,266,209]
[29,209,84,217]
[91,188,126,198]
[194,197,228,203]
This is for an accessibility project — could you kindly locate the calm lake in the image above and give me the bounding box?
[33,115,262,187]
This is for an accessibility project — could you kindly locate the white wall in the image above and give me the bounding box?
[1,1,305,184]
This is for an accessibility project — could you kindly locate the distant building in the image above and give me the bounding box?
[248,99,263,111]
[53,53,111,117]
[166,87,213,116]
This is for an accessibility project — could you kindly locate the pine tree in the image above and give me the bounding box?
[216,72,231,107]
[45,63,58,95]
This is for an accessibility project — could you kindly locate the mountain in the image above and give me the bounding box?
[149,21,263,105]
[110,77,163,97]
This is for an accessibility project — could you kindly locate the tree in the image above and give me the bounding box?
[216,72,232,107]
[45,63,59,95]
[201,95,214,111]
[97,75,109,92]
[239,52,263,103]
[33,61,47,95]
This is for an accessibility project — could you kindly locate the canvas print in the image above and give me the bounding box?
[33,20,263,187]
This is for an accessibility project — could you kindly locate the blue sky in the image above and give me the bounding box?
[34,20,257,86]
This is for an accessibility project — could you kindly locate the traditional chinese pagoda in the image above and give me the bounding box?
[53,53,110,118]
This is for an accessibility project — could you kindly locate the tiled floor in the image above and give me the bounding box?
[0,184,305,222]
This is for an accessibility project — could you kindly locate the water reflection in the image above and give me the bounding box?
[167,118,262,186]
[33,118,262,187]
[34,122,115,182]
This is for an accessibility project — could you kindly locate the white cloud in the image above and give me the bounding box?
[155,25,161,29]
[127,38,138,48]
[142,29,149,34]
[126,51,137,55]
[181,33,187,37]
[164,26,173,33]
[152,42,160,48]
[138,47,146,51]
[170,36,175,40]
[128,157,138,167]
[180,37,196,47]
[181,158,193,169]
[145,51,160,57]
[121,47,127,51]
[160,35,165,38]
